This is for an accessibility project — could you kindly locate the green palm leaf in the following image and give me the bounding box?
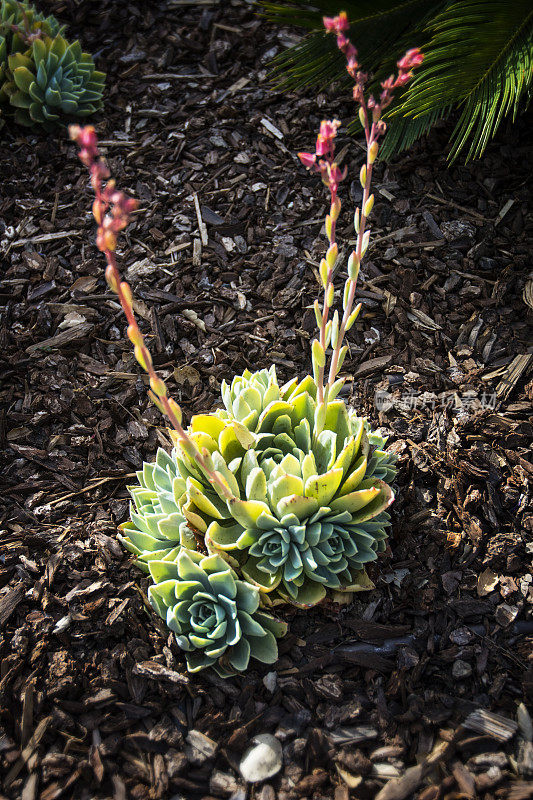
[263,0,440,91]
[395,0,533,160]
[260,0,533,161]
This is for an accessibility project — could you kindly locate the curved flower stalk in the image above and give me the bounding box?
[147,549,287,675]
[70,126,234,505]
[2,34,105,128]
[298,13,423,410]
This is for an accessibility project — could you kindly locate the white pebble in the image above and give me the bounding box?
[239,734,282,783]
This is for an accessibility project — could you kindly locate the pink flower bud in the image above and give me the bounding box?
[298,152,317,169]
[323,11,349,33]
[315,118,341,156]
[346,56,358,76]
[395,72,412,87]
[344,43,357,63]
[92,199,104,224]
[397,48,424,71]
[328,163,346,187]
[79,126,98,151]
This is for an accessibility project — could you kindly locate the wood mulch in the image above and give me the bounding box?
[1,1,532,798]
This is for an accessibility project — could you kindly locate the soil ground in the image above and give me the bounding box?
[1,1,532,798]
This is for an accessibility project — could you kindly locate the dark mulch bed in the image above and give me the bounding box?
[1,1,532,798]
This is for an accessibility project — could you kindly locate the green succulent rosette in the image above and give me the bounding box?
[1,32,104,128]
[221,365,288,430]
[172,368,395,607]
[118,447,197,572]
[221,367,397,483]
[120,367,397,619]
[147,548,287,676]
[0,0,62,102]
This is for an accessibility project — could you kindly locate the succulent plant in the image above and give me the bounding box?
[0,0,61,97]
[118,447,197,571]
[1,32,104,128]
[167,368,395,607]
[147,548,287,675]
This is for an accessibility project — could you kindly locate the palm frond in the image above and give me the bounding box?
[261,0,533,161]
[263,0,442,91]
[395,0,533,160]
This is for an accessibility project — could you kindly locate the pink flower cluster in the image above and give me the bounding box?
[70,125,138,253]
[323,12,358,76]
[322,12,424,130]
[379,48,424,111]
[298,119,346,194]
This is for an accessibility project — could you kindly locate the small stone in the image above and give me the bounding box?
[239,734,282,783]
[221,237,236,253]
[263,671,277,693]
[452,659,472,679]
[450,627,474,645]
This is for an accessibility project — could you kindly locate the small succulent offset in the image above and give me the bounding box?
[0,0,104,129]
[70,13,422,675]
[148,549,287,675]
[118,448,194,570]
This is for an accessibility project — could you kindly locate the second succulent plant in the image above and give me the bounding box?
[0,0,104,128]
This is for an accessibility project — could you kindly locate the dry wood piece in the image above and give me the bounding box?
[132,660,189,685]
[495,354,533,400]
[463,709,518,742]
[351,354,393,378]
[25,323,95,354]
[0,585,25,626]
[375,739,456,800]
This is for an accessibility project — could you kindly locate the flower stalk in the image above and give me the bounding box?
[69,125,234,501]
[299,12,423,407]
